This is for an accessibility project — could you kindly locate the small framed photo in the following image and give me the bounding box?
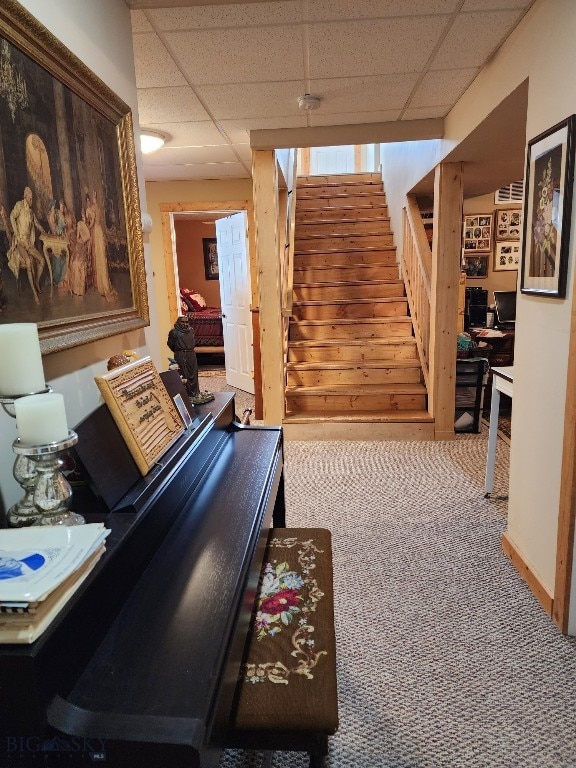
[173,393,193,430]
[521,115,576,297]
[202,238,219,281]
[463,215,493,252]
[494,242,520,271]
[496,209,523,240]
[462,254,488,278]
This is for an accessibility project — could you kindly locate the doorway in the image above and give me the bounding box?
[160,200,259,401]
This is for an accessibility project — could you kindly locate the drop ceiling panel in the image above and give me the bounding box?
[234,144,253,164]
[462,0,533,9]
[409,68,480,108]
[308,0,460,20]
[196,81,305,120]
[218,116,308,144]
[133,33,188,88]
[144,162,250,180]
[147,1,300,30]
[152,121,230,146]
[308,17,449,78]
[130,10,153,32]
[144,145,239,165]
[137,86,211,123]
[402,105,450,120]
[430,10,525,70]
[309,109,401,126]
[166,25,304,84]
[309,73,420,113]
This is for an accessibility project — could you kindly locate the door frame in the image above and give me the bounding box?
[159,200,262,416]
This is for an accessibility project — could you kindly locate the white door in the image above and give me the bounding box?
[311,145,355,175]
[215,212,254,394]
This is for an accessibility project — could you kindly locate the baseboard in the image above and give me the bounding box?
[282,421,435,441]
[501,531,554,617]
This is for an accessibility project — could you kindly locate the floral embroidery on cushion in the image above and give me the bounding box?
[245,535,328,685]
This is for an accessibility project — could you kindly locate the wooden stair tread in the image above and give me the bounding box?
[283,411,433,424]
[294,252,395,262]
[287,360,421,370]
[292,316,410,326]
[294,279,403,288]
[297,179,381,188]
[293,296,406,307]
[295,215,390,223]
[285,383,426,394]
[288,337,416,348]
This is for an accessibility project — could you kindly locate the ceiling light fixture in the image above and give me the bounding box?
[297,93,321,111]
[140,129,168,154]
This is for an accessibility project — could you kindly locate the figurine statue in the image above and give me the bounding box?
[167,316,214,405]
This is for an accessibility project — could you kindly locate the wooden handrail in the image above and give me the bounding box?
[402,195,433,392]
[282,149,298,317]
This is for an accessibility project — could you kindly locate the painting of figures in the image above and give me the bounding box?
[0,1,148,352]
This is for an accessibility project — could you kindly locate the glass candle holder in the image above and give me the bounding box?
[1,386,52,527]
[12,431,85,526]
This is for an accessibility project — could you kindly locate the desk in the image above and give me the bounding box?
[485,366,513,497]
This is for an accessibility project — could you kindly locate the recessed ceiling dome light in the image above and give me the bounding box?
[140,129,169,154]
[297,93,321,111]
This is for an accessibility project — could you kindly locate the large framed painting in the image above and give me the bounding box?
[521,115,576,298]
[0,1,148,353]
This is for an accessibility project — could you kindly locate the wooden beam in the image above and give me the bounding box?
[252,150,284,425]
[429,162,463,440]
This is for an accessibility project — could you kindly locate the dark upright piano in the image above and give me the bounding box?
[0,379,284,767]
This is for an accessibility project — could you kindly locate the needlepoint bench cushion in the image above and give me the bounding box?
[232,527,338,736]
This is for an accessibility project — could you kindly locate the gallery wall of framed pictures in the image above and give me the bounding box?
[462,207,522,280]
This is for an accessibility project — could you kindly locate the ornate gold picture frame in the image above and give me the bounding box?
[0,1,149,353]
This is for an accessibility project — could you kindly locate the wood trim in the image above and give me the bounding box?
[251,310,263,421]
[300,147,310,176]
[252,150,285,424]
[553,244,576,631]
[502,532,554,617]
[159,199,260,406]
[429,162,463,439]
[354,145,362,173]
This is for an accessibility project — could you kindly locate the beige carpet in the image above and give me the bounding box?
[220,429,576,768]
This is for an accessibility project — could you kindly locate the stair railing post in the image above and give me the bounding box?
[252,149,285,424]
[429,162,463,439]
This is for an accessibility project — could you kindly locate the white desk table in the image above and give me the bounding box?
[485,366,513,497]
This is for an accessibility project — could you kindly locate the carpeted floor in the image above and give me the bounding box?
[218,425,576,767]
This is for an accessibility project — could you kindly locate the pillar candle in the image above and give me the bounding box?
[0,324,45,396]
[14,393,69,445]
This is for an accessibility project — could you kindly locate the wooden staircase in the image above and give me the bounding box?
[283,172,434,440]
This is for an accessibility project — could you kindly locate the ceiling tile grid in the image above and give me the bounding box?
[166,25,305,84]
[129,0,536,182]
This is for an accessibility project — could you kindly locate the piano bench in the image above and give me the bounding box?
[226,527,338,768]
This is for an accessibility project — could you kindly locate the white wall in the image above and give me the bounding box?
[381,0,576,618]
[0,0,157,514]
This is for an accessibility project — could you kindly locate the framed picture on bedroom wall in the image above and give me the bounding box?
[202,238,219,280]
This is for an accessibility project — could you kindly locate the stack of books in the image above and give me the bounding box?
[0,523,110,644]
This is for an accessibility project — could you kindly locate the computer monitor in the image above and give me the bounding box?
[493,291,516,327]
